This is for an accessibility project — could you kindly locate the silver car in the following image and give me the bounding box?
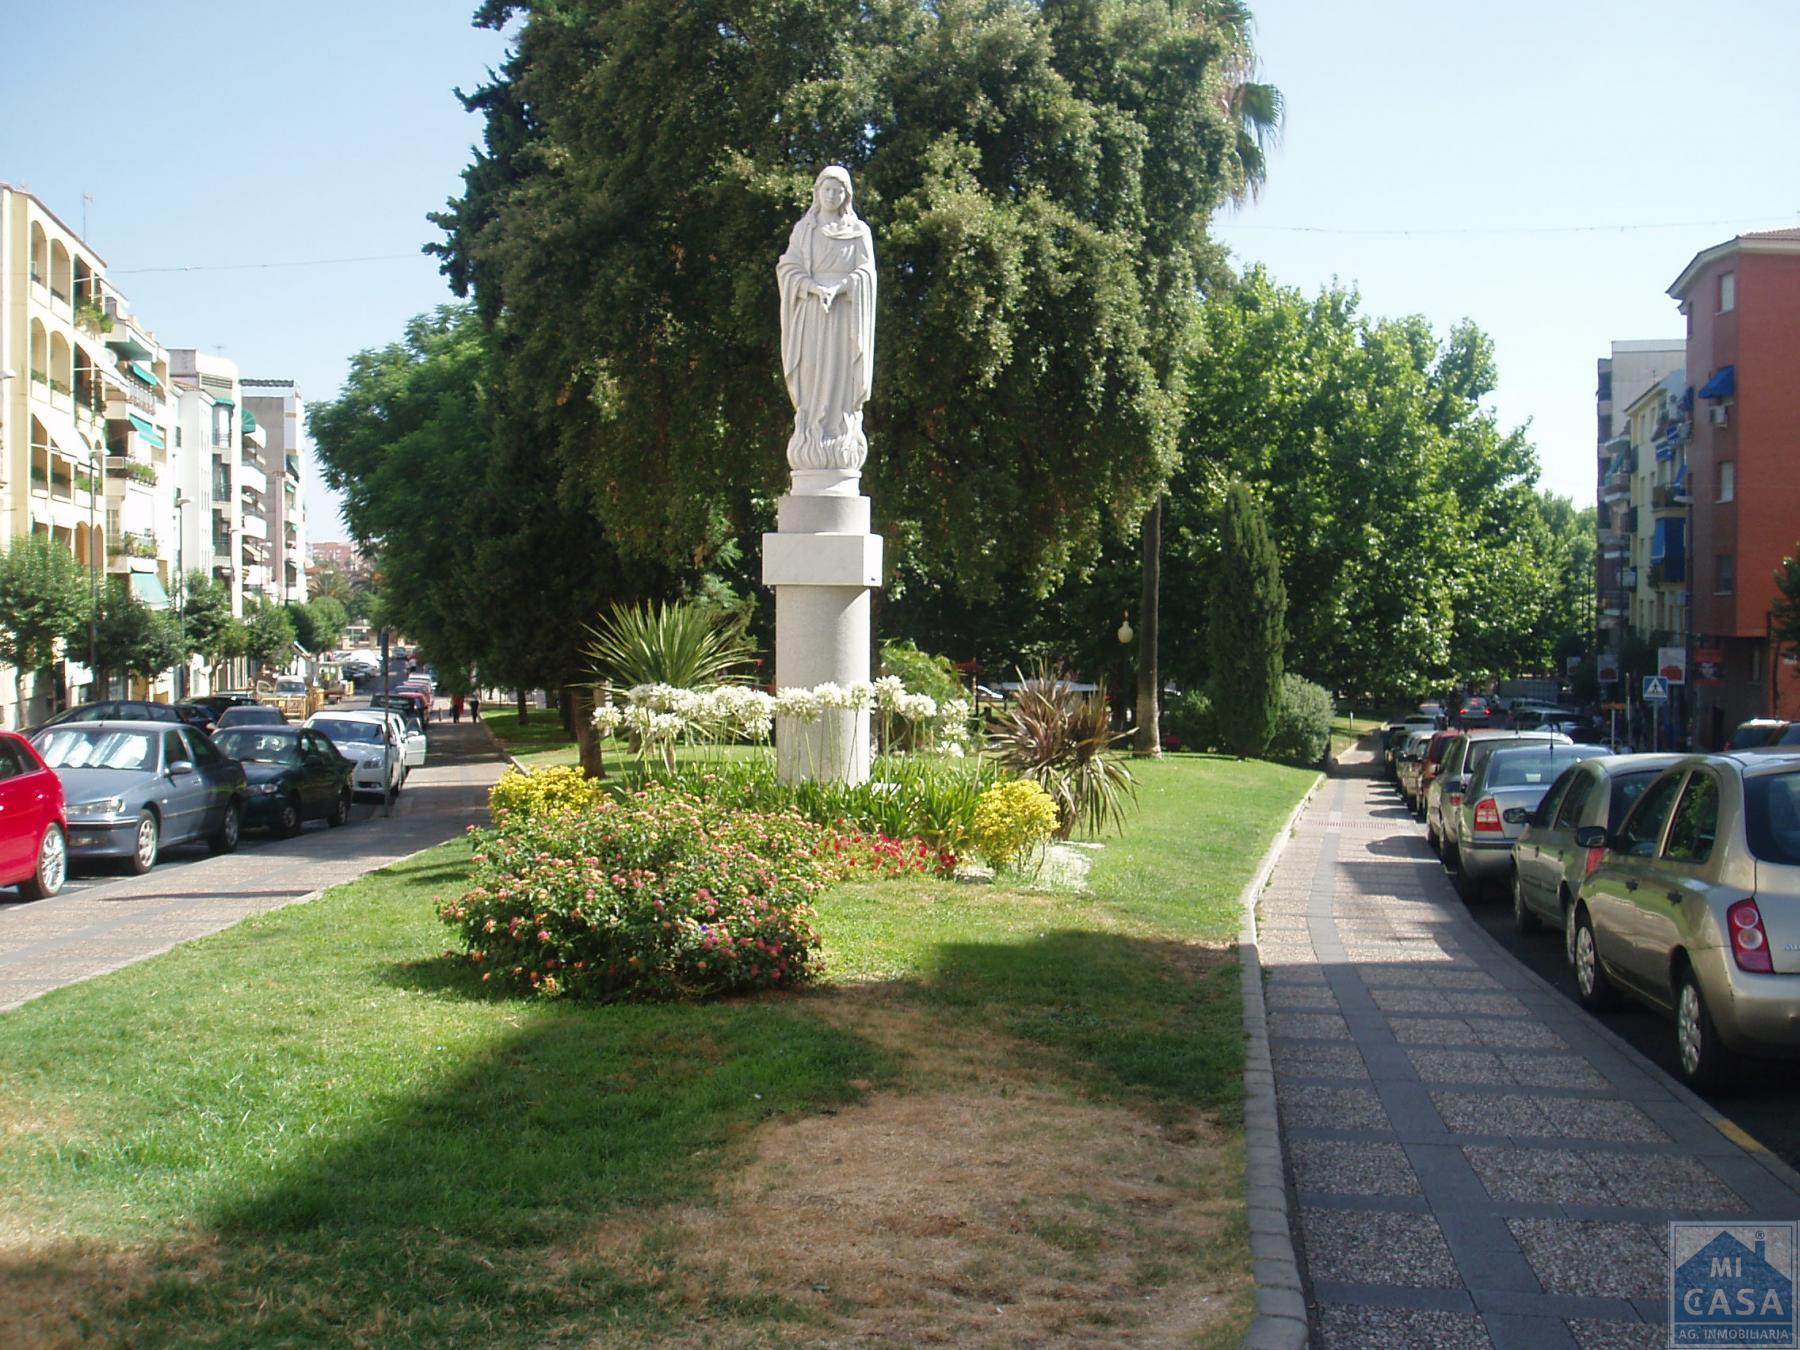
[1443,741,1609,899]
[1435,731,1570,894]
[1509,753,1685,939]
[1570,751,1800,1090]
[33,721,247,873]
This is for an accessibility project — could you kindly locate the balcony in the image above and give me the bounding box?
[1600,602,1626,620]
[1620,567,1638,589]
[1652,484,1691,514]
[237,460,268,495]
[240,511,268,540]
[104,383,159,418]
[109,530,158,560]
[1651,559,1686,587]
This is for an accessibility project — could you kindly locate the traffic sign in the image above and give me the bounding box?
[1642,675,1670,704]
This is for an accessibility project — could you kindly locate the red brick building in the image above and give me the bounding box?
[1667,228,1800,744]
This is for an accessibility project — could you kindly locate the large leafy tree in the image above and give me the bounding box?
[1773,547,1800,661]
[432,0,1263,596]
[180,572,245,687]
[0,536,90,723]
[241,602,298,673]
[71,580,184,692]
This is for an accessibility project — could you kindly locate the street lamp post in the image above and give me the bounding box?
[172,493,188,699]
[87,447,102,692]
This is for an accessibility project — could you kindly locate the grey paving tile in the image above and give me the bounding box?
[1463,1145,1597,1205]
[1291,1138,1423,1197]
[1268,1010,1353,1039]
[1535,1098,1669,1145]
[1299,1207,1461,1288]
[1506,1219,1667,1300]
[1314,1304,1493,1349]
[1410,1049,1511,1085]
[1278,1084,1391,1132]
[1433,1092,1558,1137]
[1498,1055,1611,1091]
[1591,1152,1748,1213]
[1565,1319,1667,1350]
[1273,1042,1369,1081]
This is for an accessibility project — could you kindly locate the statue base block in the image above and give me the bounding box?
[762,492,883,785]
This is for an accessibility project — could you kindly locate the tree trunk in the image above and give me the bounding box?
[566,683,606,780]
[1133,494,1163,757]
[515,688,528,722]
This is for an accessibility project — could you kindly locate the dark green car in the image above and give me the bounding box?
[212,726,354,836]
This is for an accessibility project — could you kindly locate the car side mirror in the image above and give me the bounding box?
[169,760,195,776]
[1574,825,1609,850]
[1503,807,1530,825]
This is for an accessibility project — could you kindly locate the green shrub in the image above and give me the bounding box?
[970,778,1059,872]
[667,753,998,857]
[442,785,827,1001]
[878,638,964,707]
[987,665,1136,840]
[486,765,604,823]
[1163,688,1220,753]
[1266,674,1334,765]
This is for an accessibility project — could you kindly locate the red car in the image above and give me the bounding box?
[0,729,68,900]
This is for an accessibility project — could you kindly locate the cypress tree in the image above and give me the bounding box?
[1209,480,1287,758]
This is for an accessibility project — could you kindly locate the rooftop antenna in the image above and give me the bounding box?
[81,193,94,240]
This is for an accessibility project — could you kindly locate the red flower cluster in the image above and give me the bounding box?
[816,827,957,879]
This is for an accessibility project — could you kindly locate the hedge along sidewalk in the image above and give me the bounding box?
[1239,770,1327,1350]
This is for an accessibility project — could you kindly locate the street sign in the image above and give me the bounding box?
[1643,675,1670,704]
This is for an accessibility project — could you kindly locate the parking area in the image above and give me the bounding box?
[0,719,505,1011]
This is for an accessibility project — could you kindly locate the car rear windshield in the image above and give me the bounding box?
[1480,745,1605,789]
[1745,771,1800,865]
[314,720,382,745]
[215,730,301,764]
[1729,722,1785,749]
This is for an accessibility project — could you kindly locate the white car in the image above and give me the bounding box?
[322,709,427,771]
[304,714,407,798]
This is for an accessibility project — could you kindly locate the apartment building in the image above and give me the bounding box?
[1667,228,1800,743]
[1594,339,1685,655]
[2,183,182,722]
[242,379,308,604]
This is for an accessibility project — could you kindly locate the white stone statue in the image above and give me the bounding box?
[777,166,876,477]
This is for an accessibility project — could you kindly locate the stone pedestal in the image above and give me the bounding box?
[762,488,882,784]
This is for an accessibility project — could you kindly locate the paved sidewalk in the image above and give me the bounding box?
[0,720,506,1011]
[1260,753,1800,1348]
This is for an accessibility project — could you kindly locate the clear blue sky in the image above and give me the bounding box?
[7,2,1796,541]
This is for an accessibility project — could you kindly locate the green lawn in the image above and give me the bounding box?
[0,754,1315,1347]
[483,710,582,768]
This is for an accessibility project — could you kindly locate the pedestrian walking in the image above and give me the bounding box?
[469,692,481,722]
[451,694,464,724]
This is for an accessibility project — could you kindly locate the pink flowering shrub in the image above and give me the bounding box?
[439,784,827,1001]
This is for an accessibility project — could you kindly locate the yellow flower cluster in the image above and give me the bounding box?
[487,765,604,823]
[970,777,1060,872]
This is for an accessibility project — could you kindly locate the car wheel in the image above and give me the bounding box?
[1512,868,1542,934]
[275,795,303,838]
[210,802,242,855]
[1426,821,1440,856]
[130,811,160,875]
[328,790,350,828]
[20,824,67,900]
[1452,850,1484,901]
[1570,905,1619,1011]
[1675,966,1733,1093]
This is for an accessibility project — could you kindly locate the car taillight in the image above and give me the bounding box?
[1448,793,1463,808]
[1473,799,1503,833]
[1728,899,1774,973]
[1583,847,1605,876]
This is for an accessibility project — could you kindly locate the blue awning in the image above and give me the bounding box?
[1698,365,1735,399]
[126,412,166,450]
[1673,463,1688,490]
[1651,518,1686,579]
[128,570,171,610]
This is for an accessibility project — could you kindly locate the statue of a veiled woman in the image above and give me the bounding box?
[777,166,876,477]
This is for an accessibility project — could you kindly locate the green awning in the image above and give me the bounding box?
[208,392,236,408]
[127,412,166,449]
[129,571,171,610]
[241,408,258,432]
[127,360,160,388]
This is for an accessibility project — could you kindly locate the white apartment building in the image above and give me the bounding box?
[242,379,308,604]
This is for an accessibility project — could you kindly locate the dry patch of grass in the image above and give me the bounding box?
[560,991,1251,1346]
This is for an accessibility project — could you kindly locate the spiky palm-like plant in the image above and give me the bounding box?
[583,600,758,693]
[987,665,1136,841]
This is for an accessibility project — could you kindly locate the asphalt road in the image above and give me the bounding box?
[1377,771,1800,1178]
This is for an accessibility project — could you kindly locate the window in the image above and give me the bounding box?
[1718,462,1735,503]
[1620,772,1685,856]
[0,741,25,781]
[1719,271,1736,313]
[1717,554,1736,595]
[1663,772,1719,864]
[1553,769,1599,829]
[163,731,189,768]
[1751,645,1765,682]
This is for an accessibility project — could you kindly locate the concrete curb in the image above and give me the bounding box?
[1238,770,1325,1350]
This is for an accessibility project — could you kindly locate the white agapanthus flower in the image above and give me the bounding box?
[873,675,907,711]
[895,692,938,722]
[591,702,626,734]
[774,686,823,722]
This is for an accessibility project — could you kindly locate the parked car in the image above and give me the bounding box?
[1394,729,1437,807]
[32,721,247,873]
[1509,702,1581,730]
[1727,719,1787,750]
[327,709,427,771]
[1384,716,1440,780]
[303,714,406,798]
[27,700,182,736]
[172,702,219,736]
[1570,751,1800,1089]
[1414,730,1467,821]
[192,691,262,721]
[1443,741,1611,899]
[212,726,355,835]
[0,730,67,900]
[216,704,289,730]
[1510,752,1687,938]
[369,691,429,730]
[1433,731,1572,892]
[1453,695,1495,729]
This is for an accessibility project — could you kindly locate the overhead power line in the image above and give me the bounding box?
[112,252,427,276]
[1218,213,1799,238]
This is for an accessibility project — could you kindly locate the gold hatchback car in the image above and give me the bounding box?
[1571,751,1800,1091]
